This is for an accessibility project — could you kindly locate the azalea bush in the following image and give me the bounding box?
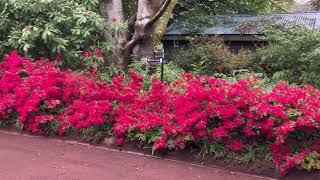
[0,51,115,135]
[1,52,320,175]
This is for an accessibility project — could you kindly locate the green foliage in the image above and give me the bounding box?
[129,59,184,88]
[174,0,293,19]
[122,0,138,18]
[155,62,184,83]
[214,72,277,91]
[0,0,113,69]
[67,123,114,143]
[225,145,272,165]
[126,127,163,147]
[301,151,320,171]
[169,36,249,76]
[76,0,99,11]
[311,0,320,10]
[0,113,18,127]
[98,63,123,82]
[200,141,226,158]
[40,120,60,137]
[247,25,320,87]
[200,140,272,165]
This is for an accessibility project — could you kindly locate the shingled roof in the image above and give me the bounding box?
[165,12,320,36]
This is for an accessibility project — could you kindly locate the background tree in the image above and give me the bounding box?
[174,0,293,18]
[311,0,320,10]
[99,0,173,70]
[0,0,295,71]
[100,0,293,70]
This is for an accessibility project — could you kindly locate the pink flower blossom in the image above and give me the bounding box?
[228,140,244,151]
[55,54,62,62]
[1,51,320,174]
[95,49,102,57]
[83,50,92,57]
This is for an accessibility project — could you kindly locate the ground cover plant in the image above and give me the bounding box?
[1,52,320,175]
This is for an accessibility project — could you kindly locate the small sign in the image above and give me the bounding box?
[155,44,165,59]
[155,49,164,59]
[147,57,161,63]
[147,43,166,82]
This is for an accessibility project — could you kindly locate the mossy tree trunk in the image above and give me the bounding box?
[154,0,178,46]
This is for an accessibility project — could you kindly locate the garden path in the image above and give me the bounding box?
[0,131,274,180]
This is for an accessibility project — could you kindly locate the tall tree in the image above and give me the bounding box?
[100,0,172,70]
[100,0,294,70]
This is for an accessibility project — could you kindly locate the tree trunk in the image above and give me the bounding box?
[111,0,124,21]
[131,0,172,59]
[131,0,155,58]
[100,0,129,70]
[99,0,112,20]
[154,0,178,46]
[110,0,128,70]
[100,0,173,71]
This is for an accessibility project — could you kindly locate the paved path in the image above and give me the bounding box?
[0,131,274,180]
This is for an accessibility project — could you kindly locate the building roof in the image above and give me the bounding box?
[165,12,320,36]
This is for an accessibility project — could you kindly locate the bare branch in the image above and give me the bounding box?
[123,37,139,52]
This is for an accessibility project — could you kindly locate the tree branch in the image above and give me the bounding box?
[268,0,288,12]
[127,12,137,39]
[123,36,140,52]
[147,0,172,27]
[154,0,178,45]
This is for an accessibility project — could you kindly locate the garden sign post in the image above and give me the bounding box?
[147,44,165,81]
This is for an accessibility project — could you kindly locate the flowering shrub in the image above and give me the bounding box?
[1,52,320,174]
[0,51,114,134]
[0,0,117,70]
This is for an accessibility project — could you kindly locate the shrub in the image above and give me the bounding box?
[129,59,184,88]
[247,25,320,87]
[0,51,115,134]
[2,52,320,174]
[0,0,115,69]
[168,36,249,76]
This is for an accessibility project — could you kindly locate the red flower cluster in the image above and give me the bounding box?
[1,52,320,174]
[111,73,320,174]
[0,51,114,134]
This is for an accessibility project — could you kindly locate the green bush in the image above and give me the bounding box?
[247,25,320,87]
[129,59,184,88]
[0,0,115,69]
[168,36,249,76]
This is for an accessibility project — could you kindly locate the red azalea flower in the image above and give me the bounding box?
[95,49,102,57]
[212,127,228,138]
[2,50,320,175]
[228,140,243,151]
[83,50,92,57]
[55,54,62,62]
[116,137,125,144]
